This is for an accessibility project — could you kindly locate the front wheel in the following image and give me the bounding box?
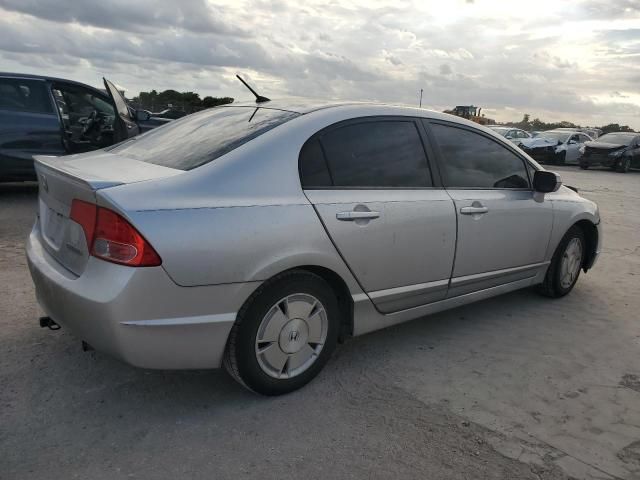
[223,270,340,395]
[617,156,631,173]
[537,226,585,298]
[556,151,566,165]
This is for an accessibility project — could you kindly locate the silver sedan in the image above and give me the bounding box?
[27,101,601,395]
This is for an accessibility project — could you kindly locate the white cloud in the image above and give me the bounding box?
[0,0,639,128]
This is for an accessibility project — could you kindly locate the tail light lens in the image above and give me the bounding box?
[70,199,161,267]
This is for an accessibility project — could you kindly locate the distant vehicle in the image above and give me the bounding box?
[554,127,601,139]
[520,130,592,165]
[0,73,172,182]
[444,105,494,125]
[27,99,601,395]
[488,126,532,145]
[579,132,640,172]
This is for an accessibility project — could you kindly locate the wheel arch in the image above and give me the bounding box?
[573,219,599,271]
[240,265,356,340]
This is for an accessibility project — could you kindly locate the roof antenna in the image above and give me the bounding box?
[236,74,270,103]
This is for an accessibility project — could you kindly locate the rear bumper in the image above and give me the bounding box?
[26,224,260,369]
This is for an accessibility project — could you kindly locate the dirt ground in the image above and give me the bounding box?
[1,166,639,480]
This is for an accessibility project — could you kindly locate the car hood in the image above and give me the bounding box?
[584,141,627,150]
[519,137,558,149]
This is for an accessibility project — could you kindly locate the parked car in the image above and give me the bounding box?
[0,73,172,182]
[579,132,640,172]
[519,130,592,165]
[488,126,532,145]
[27,101,601,395]
[554,127,602,139]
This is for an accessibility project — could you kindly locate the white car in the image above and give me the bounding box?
[488,126,532,145]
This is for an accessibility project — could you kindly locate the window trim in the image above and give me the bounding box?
[0,76,57,115]
[298,115,439,190]
[423,119,535,191]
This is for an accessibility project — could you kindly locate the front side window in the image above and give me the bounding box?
[109,107,298,170]
[300,120,432,188]
[428,122,530,189]
[0,78,53,114]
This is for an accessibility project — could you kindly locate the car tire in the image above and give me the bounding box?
[556,152,566,165]
[617,157,631,173]
[579,162,589,170]
[223,270,340,395]
[537,226,585,298]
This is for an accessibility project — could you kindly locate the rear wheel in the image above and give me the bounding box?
[223,270,340,395]
[537,226,585,298]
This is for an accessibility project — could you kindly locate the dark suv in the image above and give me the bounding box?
[0,73,171,182]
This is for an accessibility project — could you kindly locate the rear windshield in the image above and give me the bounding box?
[108,106,299,170]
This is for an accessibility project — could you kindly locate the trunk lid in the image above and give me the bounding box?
[34,151,181,276]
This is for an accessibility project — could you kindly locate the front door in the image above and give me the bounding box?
[103,78,139,142]
[426,120,553,297]
[300,118,456,313]
[565,133,582,164]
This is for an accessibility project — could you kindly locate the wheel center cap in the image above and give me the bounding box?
[279,318,309,354]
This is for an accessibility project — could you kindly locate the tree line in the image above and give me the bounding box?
[510,114,636,134]
[131,89,234,114]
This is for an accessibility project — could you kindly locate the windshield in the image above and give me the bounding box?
[489,127,509,136]
[108,106,299,170]
[538,131,571,143]
[597,132,635,145]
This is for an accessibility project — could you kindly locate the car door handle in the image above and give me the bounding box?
[460,206,489,215]
[336,211,380,221]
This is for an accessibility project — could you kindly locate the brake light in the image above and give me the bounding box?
[70,199,161,267]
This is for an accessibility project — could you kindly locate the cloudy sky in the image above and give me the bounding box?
[1,0,639,128]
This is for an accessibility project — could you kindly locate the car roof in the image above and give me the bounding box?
[0,71,105,91]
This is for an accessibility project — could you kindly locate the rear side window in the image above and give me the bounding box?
[109,107,298,170]
[299,139,332,187]
[300,120,432,188]
[0,78,53,114]
[428,122,530,189]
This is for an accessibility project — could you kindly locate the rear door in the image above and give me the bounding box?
[301,117,456,313]
[425,120,553,297]
[0,77,64,180]
[103,78,139,142]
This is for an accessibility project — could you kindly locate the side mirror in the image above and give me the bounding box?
[568,139,577,145]
[505,135,513,140]
[136,110,151,121]
[533,170,562,193]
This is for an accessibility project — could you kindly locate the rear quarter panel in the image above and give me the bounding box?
[126,203,361,294]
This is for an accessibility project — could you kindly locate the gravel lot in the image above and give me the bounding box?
[1,166,639,480]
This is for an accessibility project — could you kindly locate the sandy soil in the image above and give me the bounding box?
[1,166,638,479]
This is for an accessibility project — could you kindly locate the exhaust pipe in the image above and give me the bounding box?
[39,316,60,330]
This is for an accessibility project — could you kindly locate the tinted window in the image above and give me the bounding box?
[0,78,53,114]
[109,107,298,170]
[319,121,431,187]
[429,122,530,189]
[299,139,332,187]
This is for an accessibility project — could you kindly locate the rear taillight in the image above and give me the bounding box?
[70,199,161,267]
